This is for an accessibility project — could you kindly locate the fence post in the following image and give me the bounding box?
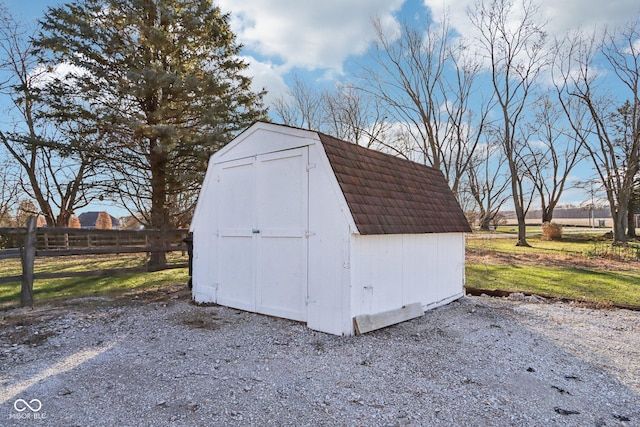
[20,216,37,308]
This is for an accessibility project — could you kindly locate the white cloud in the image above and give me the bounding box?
[218,0,404,80]
[28,62,87,88]
[239,56,289,105]
[423,0,640,39]
[625,38,640,55]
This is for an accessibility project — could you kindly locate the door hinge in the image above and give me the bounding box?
[305,231,316,238]
[306,163,317,171]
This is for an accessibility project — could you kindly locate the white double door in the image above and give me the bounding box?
[216,147,309,322]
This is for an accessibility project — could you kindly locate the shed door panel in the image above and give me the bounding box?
[216,148,308,321]
[256,149,308,321]
[218,158,256,311]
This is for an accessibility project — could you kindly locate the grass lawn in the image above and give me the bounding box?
[0,253,189,307]
[466,233,640,307]
[467,232,640,258]
[2,232,638,309]
[467,264,640,306]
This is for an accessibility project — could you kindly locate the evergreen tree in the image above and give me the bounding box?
[37,0,267,264]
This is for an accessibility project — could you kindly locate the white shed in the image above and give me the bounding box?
[190,122,471,335]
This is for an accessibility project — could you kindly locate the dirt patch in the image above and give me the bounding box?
[180,312,225,330]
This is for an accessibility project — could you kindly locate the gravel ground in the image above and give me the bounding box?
[1,285,639,427]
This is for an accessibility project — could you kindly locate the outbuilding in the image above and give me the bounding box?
[190,122,471,335]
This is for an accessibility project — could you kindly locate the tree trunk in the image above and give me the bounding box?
[149,140,168,267]
[513,183,530,246]
[479,215,492,231]
[510,168,530,247]
[515,218,530,247]
[627,204,636,239]
[21,216,37,308]
[612,209,628,245]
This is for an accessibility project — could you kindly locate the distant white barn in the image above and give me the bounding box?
[190,122,471,335]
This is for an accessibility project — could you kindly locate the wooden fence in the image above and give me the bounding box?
[0,217,191,307]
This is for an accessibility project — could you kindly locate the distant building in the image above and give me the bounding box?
[503,206,613,227]
[78,212,120,229]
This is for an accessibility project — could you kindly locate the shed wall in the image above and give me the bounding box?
[350,233,465,318]
[191,158,220,303]
[306,142,356,335]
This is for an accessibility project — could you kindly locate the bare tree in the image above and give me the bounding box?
[469,0,548,246]
[360,15,486,198]
[628,177,639,238]
[554,20,640,244]
[0,9,101,227]
[0,156,19,226]
[323,83,391,148]
[522,94,584,223]
[14,198,38,227]
[272,76,391,150]
[466,137,510,230]
[574,178,607,228]
[272,74,325,130]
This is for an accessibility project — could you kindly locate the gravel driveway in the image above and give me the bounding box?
[1,285,639,426]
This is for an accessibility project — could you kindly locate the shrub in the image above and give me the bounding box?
[541,222,562,241]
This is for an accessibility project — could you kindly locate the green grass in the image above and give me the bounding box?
[467,233,640,258]
[467,234,640,306]
[467,264,640,306]
[0,253,189,307]
[2,233,639,308]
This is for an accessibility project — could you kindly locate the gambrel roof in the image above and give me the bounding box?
[318,132,471,235]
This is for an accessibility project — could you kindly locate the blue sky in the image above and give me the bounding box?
[3,0,640,216]
[10,0,638,104]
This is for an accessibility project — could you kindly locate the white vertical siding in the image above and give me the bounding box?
[191,154,223,303]
[306,141,355,335]
[255,149,308,321]
[351,233,465,317]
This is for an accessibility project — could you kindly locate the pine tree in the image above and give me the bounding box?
[37,0,268,265]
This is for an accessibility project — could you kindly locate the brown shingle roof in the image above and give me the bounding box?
[319,133,471,235]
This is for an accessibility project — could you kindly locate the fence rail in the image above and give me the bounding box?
[0,220,191,306]
[0,226,188,253]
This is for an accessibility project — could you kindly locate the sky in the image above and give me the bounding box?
[10,0,638,104]
[3,0,640,216]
